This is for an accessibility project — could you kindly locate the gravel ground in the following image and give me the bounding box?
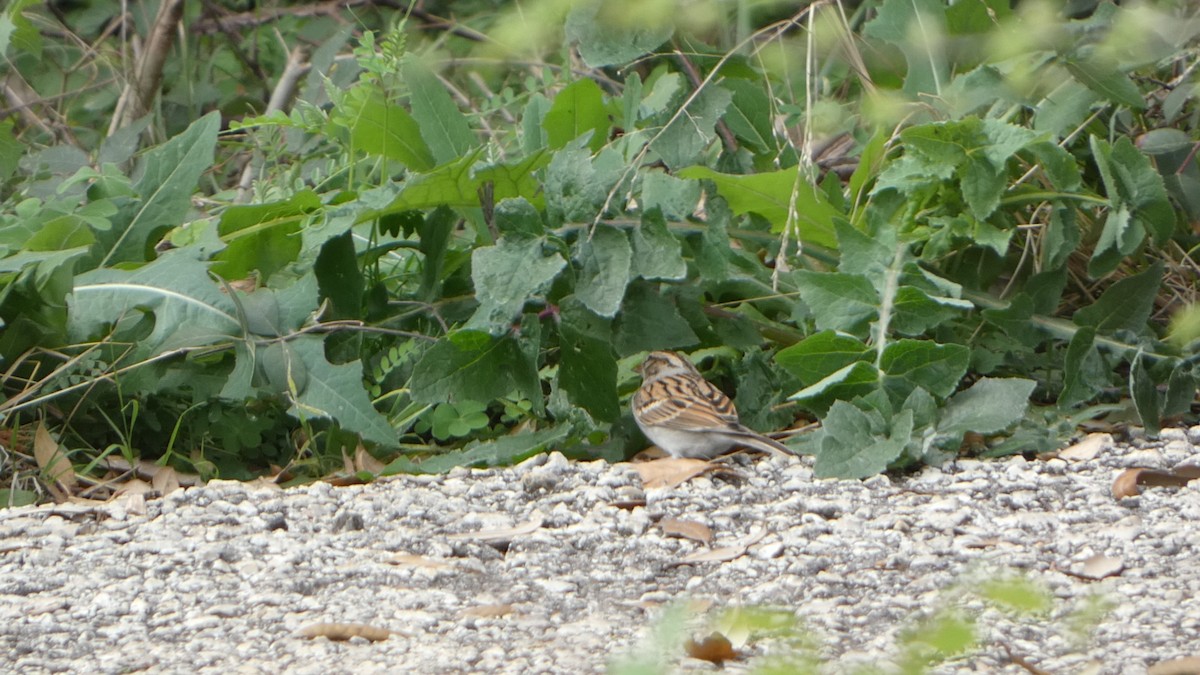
[2,427,1200,675]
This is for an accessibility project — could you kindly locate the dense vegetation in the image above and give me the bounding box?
[2,0,1198,503]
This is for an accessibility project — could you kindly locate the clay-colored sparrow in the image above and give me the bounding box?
[632,351,794,459]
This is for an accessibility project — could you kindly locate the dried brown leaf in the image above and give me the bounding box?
[296,622,393,642]
[633,457,737,490]
[387,554,454,570]
[1059,433,1113,461]
[151,466,181,496]
[460,603,513,618]
[660,518,713,545]
[33,422,76,499]
[1113,466,1200,499]
[113,478,154,498]
[1148,656,1200,675]
[447,513,544,544]
[354,445,385,474]
[674,529,765,565]
[1079,554,1124,580]
[685,632,738,664]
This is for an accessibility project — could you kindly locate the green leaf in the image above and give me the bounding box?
[678,166,840,248]
[613,282,698,356]
[630,209,686,281]
[341,89,434,170]
[721,78,777,154]
[937,377,1036,436]
[285,337,397,447]
[1058,326,1105,408]
[363,149,550,218]
[314,231,363,320]
[1130,351,1160,436]
[410,331,539,405]
[558,300,618,421]
[467,236,565,333]
[863,0,949,97]
[211,190,318,281]
[1073,261,1163,335]
[543,79,609,152]
[0,119,21,182]
[891,286,968,336]
[1162,362,1197,419]
[402,56,477,164]
[564,1,673,68]
[69,249,241,357]
[522,93,551,154]
[776,331,870,385]
[814,402,912,479]
[835,219,895,280]
[494,198,545,238]
[651,85,731,170]
[544,147,625,225]
[788,361,880,416]
[576,224,632,318]
[97,112,220,266]
[794,271,878,333]
[1065,58,1145,110]
[880,340,970,400]
[418,206,455,301]
[380,427,569,475]
[641,171,701,221]
[0,0,42,59]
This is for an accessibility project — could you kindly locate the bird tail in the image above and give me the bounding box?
[733,430,796,457]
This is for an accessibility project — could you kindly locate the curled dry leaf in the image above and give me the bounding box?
[674,529,766,566]
[1059,433,1113,461]
[296,622,393,642]
[633,457,740,490]
[34,422,77,500]
[387,553,454,570]
[460,603,513,618]
[1079,554,1124,580]
[447,513,544,544]
[151,466,181,496]
[1112,466,1200,499]
[1148,656,1200,675]
[660,518,714,545]
[685,632,738,664]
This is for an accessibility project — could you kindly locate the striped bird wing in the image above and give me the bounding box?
[634,375,741,431]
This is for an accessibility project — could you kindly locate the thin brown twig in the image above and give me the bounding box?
[109,0,186,134]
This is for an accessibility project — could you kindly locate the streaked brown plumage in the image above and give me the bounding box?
[632,351,794,459]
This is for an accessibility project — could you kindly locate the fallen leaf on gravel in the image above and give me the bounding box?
[1079,554,1124,580]
[660,518,713,545]
[674,529,765,565]
[461,603,513,618]
[633,458,740,490]
[151,466,180,496]
[99,456,204,487]
[685,632,738,664]
[113,478,154,498]
[1059,433,1113,461]
[1112,466,1200,499]
[448,513,544,544]
[1148,656,1200,675]
[296,622,394,642]
[387,554,454,570]
[34,422,76,500]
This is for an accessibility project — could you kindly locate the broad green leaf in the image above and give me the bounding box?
[880,340,970,400]
[776,331,870,385]
[364,149,550,218]
[97,112,220,266]
[418,206,455,301]
[411,331,539,406]
[285,337,396,446]
[69,250,240,357]
[814,402,912,479]
[558,300,618,421]
[890,286,967,336]
[641,171,700,221]
[794,271,878,333]
[1034,80,1100,137]
[1073,261,1163,335]
[678,166,840,247]
[835,219,895,280]
[402,56,476,164]
[721,78,776,154]
[467,236,565,333]
[1162,362,1197,419]
[564,1,673,68]
[1065,58,1145,110]
[650,85,731,170]
[380,427,568,475]
[1129,351,1160,436]
[0,0,41,58]
[543,79,609,152]
[613,282,698,355]
[212,190,319,281]
[342,89,434,170]
[314,231,363,320]
[937,377,1036,436]
[630,209,686,281]
[1058,326,1105,407]
[494,198,545,238]
[544,147,625,225]
[863,0,949,97]
[576,224,631,318]
[0,119,20,181]
[981,294,1045,347]
[788,361,880,415]
[522,93,551,154]
[0,488,38,507]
